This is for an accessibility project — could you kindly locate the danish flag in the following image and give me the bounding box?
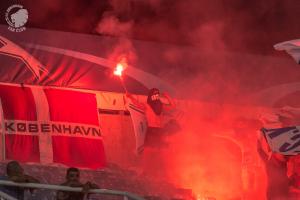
[0,84,106,169]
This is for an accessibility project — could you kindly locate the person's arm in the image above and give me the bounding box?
[161,92,176,112]
[24,174,40,183]
[161,92,175,106]
[9,174,39,183]
[8,174,40,195]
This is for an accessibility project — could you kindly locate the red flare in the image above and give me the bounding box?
[114,63,126,77]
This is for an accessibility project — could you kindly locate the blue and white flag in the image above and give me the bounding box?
[274,40,300,64]
[261,126,300,155]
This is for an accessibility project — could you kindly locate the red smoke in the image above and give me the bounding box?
[7,0,300,199]
[139,102,268,199]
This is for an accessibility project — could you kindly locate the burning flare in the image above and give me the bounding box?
[113,63,125,77]
[113,56,128,77]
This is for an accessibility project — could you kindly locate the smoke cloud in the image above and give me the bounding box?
[4,0,300,199]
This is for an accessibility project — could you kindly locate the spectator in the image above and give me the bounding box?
[57,167,98,200]
[146,88,175,128]
[126,88,179,148]
[0,160,39,200]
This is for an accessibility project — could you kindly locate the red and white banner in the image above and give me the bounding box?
[0,84,106,169]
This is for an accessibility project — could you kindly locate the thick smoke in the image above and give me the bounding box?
[96,16,133,37]
[9,0,300,199]
[95,0,137,65]
[90,1,300,199]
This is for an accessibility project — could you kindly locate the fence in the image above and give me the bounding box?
[0,180,145,200]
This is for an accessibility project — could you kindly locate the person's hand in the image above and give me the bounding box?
[82,182,94,193]
[82,184,90,193]
[82,181,99,192]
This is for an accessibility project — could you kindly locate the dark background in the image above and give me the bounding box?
[1,0,299,55]
[1,0,300,103]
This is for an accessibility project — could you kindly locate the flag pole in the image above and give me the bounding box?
[120,77,128,94]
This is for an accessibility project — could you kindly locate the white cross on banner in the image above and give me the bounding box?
[0,84,106,169]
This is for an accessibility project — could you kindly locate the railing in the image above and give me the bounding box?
[0,190,17,200]
[0,180,145,200]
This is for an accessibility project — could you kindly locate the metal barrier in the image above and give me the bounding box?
[0,190,17,200]
[0,180,145,200]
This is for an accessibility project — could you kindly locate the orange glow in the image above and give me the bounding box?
[113,56,128,77]
[113,63,125,77]
[138,103,267,200]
